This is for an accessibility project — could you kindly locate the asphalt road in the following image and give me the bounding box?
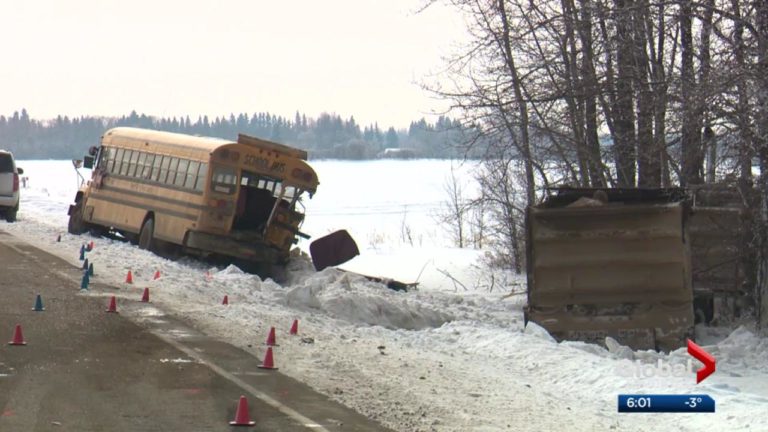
[0,230,394,432]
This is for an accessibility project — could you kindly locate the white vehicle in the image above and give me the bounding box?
[0,150,23,222]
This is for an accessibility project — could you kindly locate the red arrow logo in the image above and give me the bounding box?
[687,339,716,384]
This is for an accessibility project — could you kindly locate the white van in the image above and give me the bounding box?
[0,151,22,222]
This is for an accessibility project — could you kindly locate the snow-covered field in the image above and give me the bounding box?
[4,159,767,432]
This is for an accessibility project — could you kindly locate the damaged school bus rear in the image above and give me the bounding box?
[524,188,695,351]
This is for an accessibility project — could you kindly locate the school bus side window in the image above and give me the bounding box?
[102,147,114,172]
[175,159,189,188]
[159,156,171,183]
[195,163,208,191]
[153,155,164,182]
[114,148,125,174]
[185,161,199,190]
[167,158,180,185]
[128,150,140,177]
[135,152,147,178]
[143,154,155,179]
[120,150,132,176]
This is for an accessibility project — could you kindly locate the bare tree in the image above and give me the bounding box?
[497,0,537,206]
[474,152,526,273]
[679,0,703,186]
[578,0,608,186]
[635,0,660,187]
[470,189,488,248]
[612,0,638,186]
[437,165,471,248]
[699,0,716,183]
[731,0,754,190]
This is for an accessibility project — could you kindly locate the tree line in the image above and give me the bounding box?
[0,109,470,160]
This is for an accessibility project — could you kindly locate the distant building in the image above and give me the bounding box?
[376,148,419,159]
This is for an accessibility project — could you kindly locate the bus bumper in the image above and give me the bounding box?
[184,230,283,263]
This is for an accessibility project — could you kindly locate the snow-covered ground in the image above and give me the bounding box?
[4,159,767,432]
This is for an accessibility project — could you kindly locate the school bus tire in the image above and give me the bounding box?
[68,200,86,235]
[138,218,156,252]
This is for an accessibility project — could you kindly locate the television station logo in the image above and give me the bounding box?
[616,339,716,383]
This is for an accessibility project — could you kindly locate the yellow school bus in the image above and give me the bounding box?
[68,127,318,274]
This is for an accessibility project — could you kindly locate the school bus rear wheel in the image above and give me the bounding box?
[139,218,156,252]
[68,200,86,235]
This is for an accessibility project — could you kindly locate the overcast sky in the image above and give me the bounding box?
[0,1,466,129]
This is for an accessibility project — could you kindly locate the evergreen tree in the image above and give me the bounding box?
[385,127,399,148]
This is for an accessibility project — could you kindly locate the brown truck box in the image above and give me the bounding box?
[525,188,694,351]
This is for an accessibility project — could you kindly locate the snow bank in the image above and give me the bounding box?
[284,267,454,329]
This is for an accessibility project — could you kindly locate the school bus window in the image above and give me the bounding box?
[212,166,236,194]
[121,149,132,176]
[142,154,155,179]
[98,147,109,170]
[107,147,114,169]
[102,147,110,171]
[136,152,147,178]
[195,163,208,191]
[114,148,125,174]
[242,172,291,200]
[128,150,140,177]
[159,156,171,183]
[167,158,180,185]
[185,161,199,190]
[152,155,164,182]
[214,172,235,184]
[217,171,236,185]
[97,147,114,171]
[175,159,189,187]
[120,150,133,176]
[125,150,139,176]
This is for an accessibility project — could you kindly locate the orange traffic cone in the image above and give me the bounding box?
[8,324,26,346]
[141,287,150,303]
[125,270,133,284]
[258,347,278,370]
[222,295,229,305]
[229,395,256,426]
[106,296,118,313]
[265,327,278,346]
[153,270,161,280]
[289,319,298,335]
